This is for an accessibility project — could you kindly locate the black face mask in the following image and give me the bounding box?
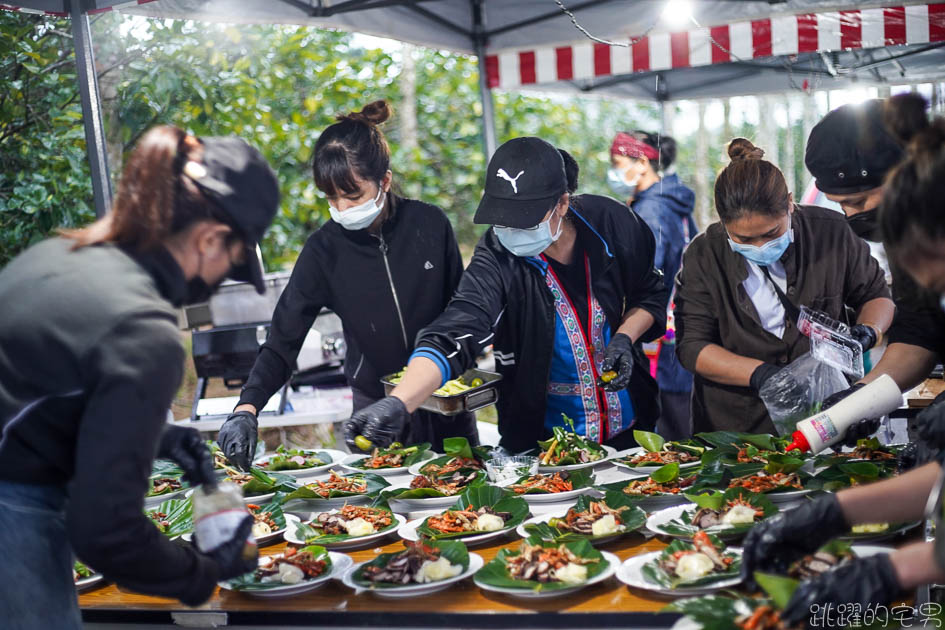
[185,277,223,305]
[846,209,880,240]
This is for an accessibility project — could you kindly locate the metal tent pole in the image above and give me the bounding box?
[473,0,497,161]
[70,0,112,218]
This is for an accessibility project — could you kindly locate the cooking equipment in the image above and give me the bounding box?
[380,368,502,416]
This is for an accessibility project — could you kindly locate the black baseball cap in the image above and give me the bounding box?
[184,136,280,294]
[474,137,567,229]
[805,99,904,195]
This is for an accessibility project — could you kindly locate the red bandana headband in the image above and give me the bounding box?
[610,132,659,161]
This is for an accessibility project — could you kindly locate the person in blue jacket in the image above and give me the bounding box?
[608,130,697,439]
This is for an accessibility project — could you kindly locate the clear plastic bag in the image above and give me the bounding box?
[759,352,848,436]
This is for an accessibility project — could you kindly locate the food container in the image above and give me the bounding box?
[380,368,502,416]
[486,456,538,484]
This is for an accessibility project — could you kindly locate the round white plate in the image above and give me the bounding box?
[182,514,294,547]
[516,509,629,545]
[852,544,893,558]
[384,482,474,510]
[75,573,105,592]
[645,504,757,540]
[407,458,488,477]
[253,449,348,479]
[219,551,352,598]
[284,512,406,550]
[612,490,690,511]
[612,447,703,475]
[616,550,743,597]
[398,516,518,547]
[473,550,619,599]
[758,488,813,504]
[537,445,618,473]
[341,553,484,598]
[339,452,436,477]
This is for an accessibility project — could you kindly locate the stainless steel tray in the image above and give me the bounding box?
[380,368,502,416]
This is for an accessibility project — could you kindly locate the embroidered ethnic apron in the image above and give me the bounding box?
[542,253,634,443]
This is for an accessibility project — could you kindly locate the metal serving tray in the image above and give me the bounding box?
[380,368,502,416]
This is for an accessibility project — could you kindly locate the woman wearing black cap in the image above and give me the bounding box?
[673,138,895,435]
[738,97,945,625]
[343,136,668,454]
[0,126,278,627]
[218,100,477,466]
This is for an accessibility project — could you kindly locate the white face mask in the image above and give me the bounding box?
[328,184,385,231]
[494,213,564,258]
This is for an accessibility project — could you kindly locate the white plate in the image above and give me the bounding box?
[75,573,105,592]
[282,493,375,511]
[507,473,599,504]
[407,458,488,478]
[398,516,518,547]
[384,482,476,510]
[759,488,813,504]
[610,490,690,511]
[341,553,484,598]
[537,445,618,473]
[612,447,703,475]
[473,550,619,599]
[616,550,743,597]
[852,544,893,558]
[182,514,295,547]
[284,512,406,550]
[219,551,352,598]
[339,452,436,477]
[253,449,348,478]
[645,504,756,540]
[515,509,629,545]
[144,487,188,508]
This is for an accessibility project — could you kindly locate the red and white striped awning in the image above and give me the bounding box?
[485,3,945,90]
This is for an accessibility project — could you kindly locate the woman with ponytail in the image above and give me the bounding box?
[673,138,894,434]
[0,126,279,626]
[218,100,476,465]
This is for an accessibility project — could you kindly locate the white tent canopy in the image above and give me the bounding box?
[4,0,945,216]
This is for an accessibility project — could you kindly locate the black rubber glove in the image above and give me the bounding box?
[740,494,849,588]
[781,554,905,629]
[821,383,881,447]
[156,425,216,486]
[197,515,258,581]
[344,397,410,451]
[850,324,879,352]
[596,333,634,391]
[218,410,258,471]
[749,362,782,394]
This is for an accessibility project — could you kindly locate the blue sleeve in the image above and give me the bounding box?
[631,199,666,273]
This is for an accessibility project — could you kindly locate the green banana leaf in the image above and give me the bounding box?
[754,572,799,609]
[352,442,433,469]
[658,489,776,538]
[663,595,766,630]
[695,431,791,453]
[145,497,194,537]
[246,499,287,531]
[225,545,331,591]
[236,467,299,497]
[532,415,607,466]
[415,486,529,540]
[724,463,813,493]
[381,472,487,500]
[281,472,390,502]
[150,459,184,477]
[352,539,470,588]
[146,474,187,497]
[291,502,397,544]
[508,468,594,494]
[475,538,608,592]
[810,461,886,491]
[74,560,93,579]
[640,535,741,589]
[262,446,334,471]
[523,490,646,543]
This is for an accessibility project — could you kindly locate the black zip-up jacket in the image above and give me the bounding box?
[0,238,219,605]
[239,196,464,409]
[413,194,669,453]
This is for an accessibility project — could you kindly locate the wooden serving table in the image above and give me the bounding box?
[79,532,683,628]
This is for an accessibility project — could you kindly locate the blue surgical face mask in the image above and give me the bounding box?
[494,213,563,258]
[607,167,639,199]
[727,222,794,267]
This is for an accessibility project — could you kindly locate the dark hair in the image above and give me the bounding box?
[62,125,229,252]
[629,130,676,172]
[312,100,392,197]
[879,93,945,264]
[714,138,790,223]
[558,148,579,193]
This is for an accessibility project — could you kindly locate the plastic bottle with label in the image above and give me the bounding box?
[785,374,902,454]
[192,480,257,562]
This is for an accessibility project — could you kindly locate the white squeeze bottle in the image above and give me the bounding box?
[785,374,903,454]
[192,479,257,561]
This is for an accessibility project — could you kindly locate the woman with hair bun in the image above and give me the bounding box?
[673,138,894,434]
[219,100,476,465]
